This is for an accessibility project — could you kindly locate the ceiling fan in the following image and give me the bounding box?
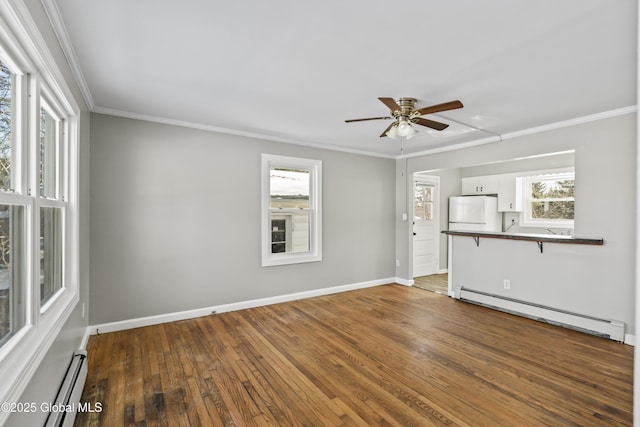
[345,97,464,139]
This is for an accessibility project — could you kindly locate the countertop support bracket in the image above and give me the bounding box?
[473,236,480,247]
[537,241,544,253]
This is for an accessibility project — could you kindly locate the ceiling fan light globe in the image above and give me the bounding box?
[397,120,417,138]
[386,124,400,139]
[405,127,418,140]
[397,120,410,134]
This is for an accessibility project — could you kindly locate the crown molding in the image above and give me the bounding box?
[397,105,638,159]
[41,0,94,110]
[92,106,397,159]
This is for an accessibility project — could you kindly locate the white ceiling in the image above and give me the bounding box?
[46,0,637,158]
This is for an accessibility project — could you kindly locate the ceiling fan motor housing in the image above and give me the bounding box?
[395,97,418,119]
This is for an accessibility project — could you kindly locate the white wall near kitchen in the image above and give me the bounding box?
[397,112,636,336]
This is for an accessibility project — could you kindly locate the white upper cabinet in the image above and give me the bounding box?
[461,175,498,195]
[497,175,523,212]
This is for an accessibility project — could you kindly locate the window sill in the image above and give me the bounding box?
[0,288,78,426]
[261,252,322,267]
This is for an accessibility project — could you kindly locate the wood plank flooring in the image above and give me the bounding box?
[75,285,633,426]
[413,274,448,294]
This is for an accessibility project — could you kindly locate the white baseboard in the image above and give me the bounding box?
[79,326,91,350]
[89,277,398,335]
[437,268,448,274]
[625,334,636,346]
[395,277,414,286]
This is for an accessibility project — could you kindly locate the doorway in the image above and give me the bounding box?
[412,175,440,288]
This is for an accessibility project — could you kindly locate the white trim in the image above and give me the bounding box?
[412,175,440,278]
[437,268,448,274]
[261,154,322,267]
[625,334,635,347]
[93,106,638,162]
[398,106,637,160]
[501,105,637,140]
[0,1,81,423]
[395,277,414,286]
[93,106,396,159]
[0,292,77,426]
[79,326,90,350]
[89,278,397,335]
[40,0,94,110]
[2,0,80,114]
[520,170,575,229]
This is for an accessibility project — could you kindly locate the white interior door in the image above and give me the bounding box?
[413,177,439,277]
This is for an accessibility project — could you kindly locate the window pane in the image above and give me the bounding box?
[0,205,24,346]
[0,62,14,191]
[531,201,575,220]
[40,106,58,198]
[531,179,574,199]
[415,184,434,220]
[271,212,309,254]
[270,168,310,209]
[40,207,62,305]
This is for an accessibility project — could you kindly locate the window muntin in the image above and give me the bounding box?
[522,172,575,228]
[262,154,321,266]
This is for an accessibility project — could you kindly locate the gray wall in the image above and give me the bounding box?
[89,113,396,325]
[397,113,636,334]
[6,1,90,426]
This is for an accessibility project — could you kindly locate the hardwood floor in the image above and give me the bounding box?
[413,274,448,294]
[75,285,633,426]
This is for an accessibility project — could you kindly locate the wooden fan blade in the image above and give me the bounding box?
[345,116,393,123]
[413,117,449,131]
[415,100,463,116]
[378,97,401,112]
[380,122,395,138]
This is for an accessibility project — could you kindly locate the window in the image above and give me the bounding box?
[0,3,79,419]
[414,182,434,221]
[261,154,321,266]
[522,171,574,228]
[38,95,66,308]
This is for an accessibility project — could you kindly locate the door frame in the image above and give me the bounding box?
[412,174,440,278]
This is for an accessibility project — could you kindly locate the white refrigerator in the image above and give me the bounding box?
[448,196,501,232]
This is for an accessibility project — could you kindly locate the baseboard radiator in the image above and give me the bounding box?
[455,287,625,342]
[44,350,88,427]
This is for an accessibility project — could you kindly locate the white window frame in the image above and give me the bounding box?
[521,169,575,229]
[0,1,80,422]
[261,154,322,267]
[37,88,67,310]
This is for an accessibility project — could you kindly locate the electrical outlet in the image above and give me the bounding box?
[396,259,400,267]
[503,279,511,290]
